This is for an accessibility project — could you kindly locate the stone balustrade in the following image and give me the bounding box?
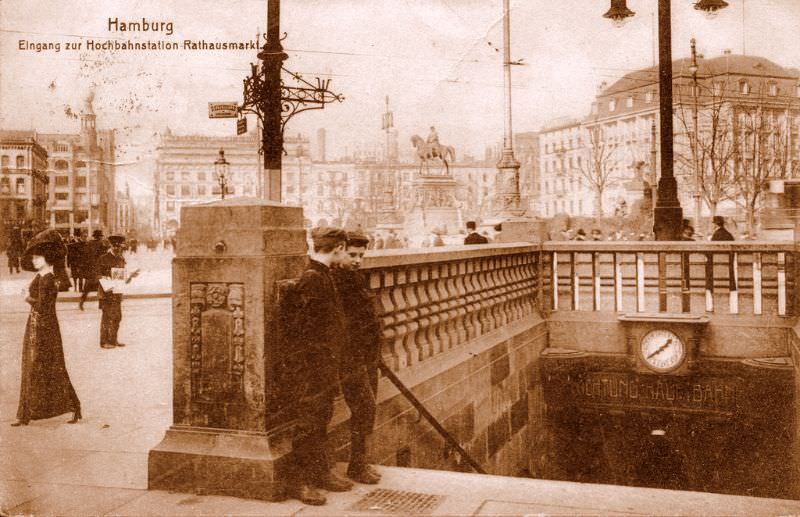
[360,244,541,372]
[542,241,797,317]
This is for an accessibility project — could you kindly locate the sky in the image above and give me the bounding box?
[1,0,799,197]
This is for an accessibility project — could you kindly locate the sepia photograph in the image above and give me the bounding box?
[2,0,800,515]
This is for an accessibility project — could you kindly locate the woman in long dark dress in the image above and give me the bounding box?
[12,230,81,426]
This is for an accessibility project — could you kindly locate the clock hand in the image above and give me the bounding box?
[646,338,672,359]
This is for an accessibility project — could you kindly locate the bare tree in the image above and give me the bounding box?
[575,123,620,217]
[674,78,738,220]
[731,87,796,233]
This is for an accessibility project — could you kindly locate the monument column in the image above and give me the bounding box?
[148,199,307,500]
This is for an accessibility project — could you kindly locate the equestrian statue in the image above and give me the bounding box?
[411,126,455,175]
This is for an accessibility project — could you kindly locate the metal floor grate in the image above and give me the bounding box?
[348,488,445,515]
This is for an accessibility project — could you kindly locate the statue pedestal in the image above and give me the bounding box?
[148,199,308,501]
[404,174,461,239]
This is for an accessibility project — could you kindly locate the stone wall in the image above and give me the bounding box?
[326,244,549,477]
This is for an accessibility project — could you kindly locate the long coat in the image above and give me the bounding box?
[16,273,81,421]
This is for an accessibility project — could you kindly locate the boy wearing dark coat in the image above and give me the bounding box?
[333,231,383,485]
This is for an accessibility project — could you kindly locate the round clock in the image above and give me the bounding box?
[639,329,686,373]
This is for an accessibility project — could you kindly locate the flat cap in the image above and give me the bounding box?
[311,226,347,248]
[346,231,370,247]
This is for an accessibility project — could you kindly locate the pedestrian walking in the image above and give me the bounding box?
[464,221,488,244]
[96,236,138,349]
[79,230,110,309]
[284,226,352,505]
[12,229,81,426]
[711,216,734,241]
[333,231,383,485]
[67,229,86,292]
[6,227,23,274]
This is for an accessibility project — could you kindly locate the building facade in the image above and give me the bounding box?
[153,130,261,237]
[0,131,49,248]
[535,53,800,221]
[37,94,117,237]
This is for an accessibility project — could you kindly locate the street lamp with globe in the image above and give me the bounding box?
[214,148,230,200]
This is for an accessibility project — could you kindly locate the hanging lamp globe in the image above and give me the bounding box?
[603,0,636,27]
[694,0,729,16]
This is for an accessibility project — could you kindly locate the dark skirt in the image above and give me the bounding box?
[16,309,81,422]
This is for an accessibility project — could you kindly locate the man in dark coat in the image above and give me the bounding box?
[286,227,352,505]
[80,229,110,309]
[67,229,87,292]
[711,216,734,241]
[332,231,383,485]
[464,221,488,245]
[96,235,130,348]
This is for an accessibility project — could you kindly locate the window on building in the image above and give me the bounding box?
[55,159,68,170]
[578,199,583,214]
[74,193,86,205]
[15,178,25,194]
[769,82,778,96]
[75,176,87,188]
[75,211,88,223]
[181,184,191,197]
[1,155,8,167]
[796,83,800,97]
[55,176,69,187]
[0,177,9,194]
[645,91,653,103]
[16,156,24,168]
[166,184,175,196]
[609,98,616,112]
[181,171,190,181]
[74,160,86,168]
[55,192,69,201]
[197,185,206,196]
[591,102,598,115]
[544,181,549,194]
[197,171,206,181]
[626,96,634,108]
[166,201,175,212]
[55,212,70,224]
[739,80,750,95]
[165,171,174,181]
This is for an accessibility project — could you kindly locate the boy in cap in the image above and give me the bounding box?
[333,231,383,485]
[96,235,133,348]
[286,226,352,505]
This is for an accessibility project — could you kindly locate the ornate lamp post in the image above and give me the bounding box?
[689,37,702,230]
[240,0,343,203]
[214,148,230,200]
[603,0,728,240]
[493,0,524,218]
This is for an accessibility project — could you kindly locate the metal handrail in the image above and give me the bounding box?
[377,360,487,475]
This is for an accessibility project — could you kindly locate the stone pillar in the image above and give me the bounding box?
[148,199,307,501]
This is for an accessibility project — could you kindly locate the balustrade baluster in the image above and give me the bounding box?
[681,252,691,313]
[753,252,763,315]
[705,253,714,313]
[570,252,579,310]
[729,253,739,314]
[552,252,559,311]
[614,252,622,312]
[658,252,667,312]
[778,252,787,316]
[592,252,600,311]
[636,253,645,313]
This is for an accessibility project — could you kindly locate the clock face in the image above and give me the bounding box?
[639,329,685,373]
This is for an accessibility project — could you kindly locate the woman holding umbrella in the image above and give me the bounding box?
[11,229,82,426]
